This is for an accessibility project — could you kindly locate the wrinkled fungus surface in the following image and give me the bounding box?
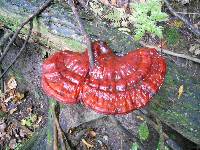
[42,41,167,114]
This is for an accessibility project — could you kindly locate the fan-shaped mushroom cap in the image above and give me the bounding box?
[41,41,166,114]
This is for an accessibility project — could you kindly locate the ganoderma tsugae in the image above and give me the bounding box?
[41,41,166,115]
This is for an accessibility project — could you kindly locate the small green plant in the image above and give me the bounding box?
[0,15,20,31]
[164,27,180,45]
[131,142,139,150]
[138,121,149,141]
[89,0,168,40]
[21,114,37,127]
[129,0,168,40]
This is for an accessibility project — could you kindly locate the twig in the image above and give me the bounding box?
[109,116,144,149]
[163,0,200,37]
[140,41,200,64]
[0,21,33,79]
[67,0,95,68]
[0,0,53,63]
[176,12,200,15]
[53,120,58,150]
[53,107,68,150]
[0,30,13,50]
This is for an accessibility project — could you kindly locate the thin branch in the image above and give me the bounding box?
[163,0,200,37]
[67,0,95,68]
[53,108,67,150]
[0,21,33,79]
[140,41,200,64]
[53,120,59,150]
[0,0,53,63]
[176,12,200,15]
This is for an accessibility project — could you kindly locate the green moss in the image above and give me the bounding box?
[0,13,20,31]
[165,73,174,85]
[64,38,85,51]
[164,27,180,46]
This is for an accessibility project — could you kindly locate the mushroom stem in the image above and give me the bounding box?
[67,0,95,69]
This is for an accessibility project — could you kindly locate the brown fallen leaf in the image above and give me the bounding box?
[82,139,94,149]
[189,44,200,56]
[0,22,4,29]
[9,139,17,149]
[0,102,7,112]
[13,92,24,103]
[178,85,184,99]
[9,107,17,114]
[7,77,17,90]
[89,130,97,138]
[136,115,144,121]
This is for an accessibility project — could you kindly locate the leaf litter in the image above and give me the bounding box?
[0,76,42,149]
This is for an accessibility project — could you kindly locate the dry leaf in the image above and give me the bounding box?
[36,116,43,125]
[89,130,97,137]
[13,92,24,103]
[136,115,144,121]
[82,139,94,148]
[0,102,7,112]
[178,85,184,99]
[9,108,17,114]
[7,77,17,90]
[0,22,4,29]
[189,44,200,56]
[27,106,33,114]
[9,139,17,149]
[0,122,6,132]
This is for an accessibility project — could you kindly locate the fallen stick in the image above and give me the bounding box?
[53,120,58,150]
[0,0,53,63]
[53,111,67,150]
[140,41,200,64]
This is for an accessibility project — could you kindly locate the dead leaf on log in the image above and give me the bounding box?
[82,138,94,148]
[9,139,17,149]
[178,85,184,99]
[7,76,17,90]
[189,44,200,56]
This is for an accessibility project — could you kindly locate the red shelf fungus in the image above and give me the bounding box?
[42,41,166,114]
